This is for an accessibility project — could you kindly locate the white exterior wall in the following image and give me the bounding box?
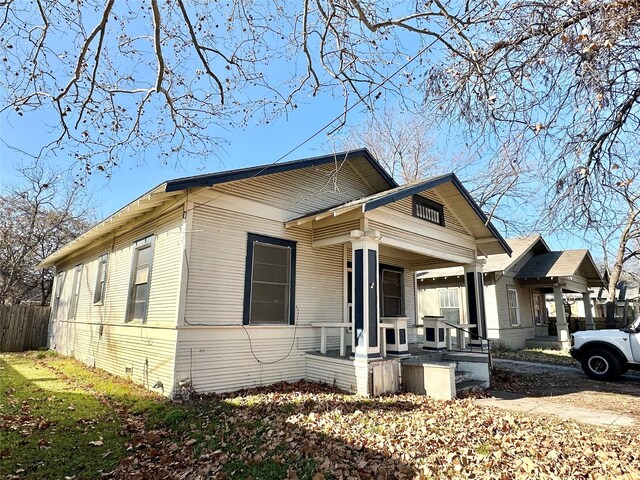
[48,208,184,395]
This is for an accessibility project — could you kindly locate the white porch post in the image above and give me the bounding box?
[583,291,595,330]
[463,260,487,345]
[350,229,381,396]
[553,285,570,347]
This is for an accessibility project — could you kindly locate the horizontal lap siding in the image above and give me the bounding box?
[49,208,184,395]
[369,220,475,261]
[313,220,361,243]
[211,162,377,218]
[305,355,357,392]
[175,328,345,393]
[186,205,343,326]
[50,320,177,392]
[181,201,346,393]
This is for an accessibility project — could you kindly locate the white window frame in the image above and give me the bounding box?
[67,264,83,321]
[438,288,461,322]
[52,271,66,319]
[507,288,520,326]
[93,253,109,305]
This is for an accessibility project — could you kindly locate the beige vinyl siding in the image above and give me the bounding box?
[175,327,345,393]
[185,203,344,326]
[203,161,382,219]
[385,193,470,236]
[368,218,476,263]
[305,354,357,392]
[48,207,185,395]
[313,219,361,243]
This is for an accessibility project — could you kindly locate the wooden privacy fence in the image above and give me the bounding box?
[0,305,51,352]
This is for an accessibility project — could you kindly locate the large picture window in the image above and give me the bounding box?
[93,253,109,304]
[126,236,154,323]
[243,234,296,325]
[508,288,520,326]
[380,265,404,317]
[68,264,83,320]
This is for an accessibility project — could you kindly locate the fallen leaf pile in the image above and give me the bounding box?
[104,381,640,480]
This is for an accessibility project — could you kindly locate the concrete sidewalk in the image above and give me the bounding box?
[475,390,635,427]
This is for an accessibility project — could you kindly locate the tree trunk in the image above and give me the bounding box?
[605,207,636,327]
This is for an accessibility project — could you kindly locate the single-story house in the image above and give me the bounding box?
[418,235,605,349]
[41,149,510,397]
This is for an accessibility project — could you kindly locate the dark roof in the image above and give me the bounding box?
[515,249,605,286]
[288,173,511,256]
[165,148,398,193]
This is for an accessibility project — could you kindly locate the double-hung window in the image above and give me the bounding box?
[127,236,154,322]
[380,265,404,317]
[243,234,296,325]
[439,288,461,324]
[508,288,520,326]
[93,254,109,304]
[68,264,83,320]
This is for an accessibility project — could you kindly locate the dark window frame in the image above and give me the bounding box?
[412,195,445,226]
[379,263,404,317]
[125,235,155,323]
[93,253,109,305]
[243,233,297,326]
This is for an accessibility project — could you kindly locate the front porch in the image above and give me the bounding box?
[305,344,490,399]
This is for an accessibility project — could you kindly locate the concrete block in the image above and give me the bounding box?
[402,360,456,400]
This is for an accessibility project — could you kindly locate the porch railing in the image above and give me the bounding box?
[441,321,492,370]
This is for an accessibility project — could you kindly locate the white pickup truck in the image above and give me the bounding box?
[570,316,640,380]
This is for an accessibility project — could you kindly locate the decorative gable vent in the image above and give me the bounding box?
[412,195,444,226]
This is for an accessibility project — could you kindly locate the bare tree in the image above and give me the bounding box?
[0,165,93,305]
[342,109,538,234]
[2,1,639,181]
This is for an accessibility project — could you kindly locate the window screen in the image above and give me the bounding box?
[127,236,154,322]
[381,268,403,317]
[244,234,296,325]
[52,271,66,318]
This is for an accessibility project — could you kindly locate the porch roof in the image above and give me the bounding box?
[515,249,605,287]
[285,173,511,256]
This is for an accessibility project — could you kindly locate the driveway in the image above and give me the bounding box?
[481,358,640,426]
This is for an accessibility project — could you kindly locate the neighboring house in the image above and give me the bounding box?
[418,235,605,349]
[41,149,510,397]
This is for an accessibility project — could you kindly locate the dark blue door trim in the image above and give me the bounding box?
[354,249,364,347]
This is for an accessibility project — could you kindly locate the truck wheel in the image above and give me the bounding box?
[580,348,622,381]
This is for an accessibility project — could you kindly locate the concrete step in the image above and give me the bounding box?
[455,370,473,383]
[456,379,487,394]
